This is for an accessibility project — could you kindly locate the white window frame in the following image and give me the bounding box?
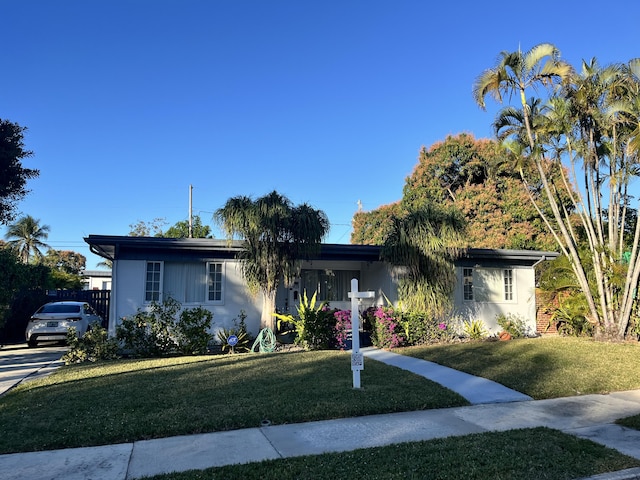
[144,261,163,303]
[463,267,473,301]
[504,268,514,302]
[206,261,225,305]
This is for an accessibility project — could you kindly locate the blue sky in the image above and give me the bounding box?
[3,0,640,268]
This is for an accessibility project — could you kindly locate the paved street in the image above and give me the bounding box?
[0,344,66,396]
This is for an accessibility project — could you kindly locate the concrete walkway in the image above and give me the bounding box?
[2,347,640,479]
[362,347,533,404]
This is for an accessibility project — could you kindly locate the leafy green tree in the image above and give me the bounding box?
[0,120,38,225]
[162,216,213,238]
[352,133,567,250]
[351,202,403,245]
[474,43,640,339]
[0,247,51,340]
[42,249,86,274]
[128,218,167,237]
[41,249,86,289]
[215,191,329,329]
[4,215,50,263]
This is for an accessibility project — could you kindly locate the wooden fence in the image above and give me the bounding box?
[51,290,110,328]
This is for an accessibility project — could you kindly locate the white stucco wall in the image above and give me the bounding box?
[452,265,536,334]
[109,259,263,338]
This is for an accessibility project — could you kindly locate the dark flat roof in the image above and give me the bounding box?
[84,235,559,265]
[84,235,383,262]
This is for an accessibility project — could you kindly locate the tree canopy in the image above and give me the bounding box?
[162,216,212,238]
[128,216,212,238]
[352,133,569,250]
[0,120,38,225]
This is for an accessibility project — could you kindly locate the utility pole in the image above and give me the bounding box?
[189,184,193,238]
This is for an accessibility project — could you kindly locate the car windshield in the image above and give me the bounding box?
[39,304,82,314]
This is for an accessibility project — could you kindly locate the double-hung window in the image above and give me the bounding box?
[504,269,514,301]
[145,261,162,302]
[463,268,474,301]
[207,262,224,303]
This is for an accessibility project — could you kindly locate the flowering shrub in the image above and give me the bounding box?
[398,311,454,345]
[333,309,352,350]
[369,306,405,349]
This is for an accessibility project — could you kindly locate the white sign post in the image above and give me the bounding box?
[348,278,374,389]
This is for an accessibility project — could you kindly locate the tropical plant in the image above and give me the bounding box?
[380,202,465,314]
[4,215,50,263]
[215,191,329,329]
[549,294,594,337]
[272,290,335,350]
[352,133,569,251]
[461,318,488,340]
[217,310,251,353]
[475,43,640,339]
[96,259,113,269]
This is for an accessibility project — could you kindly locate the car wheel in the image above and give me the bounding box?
[27,338,38,348]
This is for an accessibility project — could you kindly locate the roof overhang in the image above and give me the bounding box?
[85,235,559,266]
[84,235,383,263]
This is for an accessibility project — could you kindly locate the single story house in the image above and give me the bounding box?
[84,235,558,338]
[82,269,112,291]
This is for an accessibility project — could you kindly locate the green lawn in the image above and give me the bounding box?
[0,350,467,454]
[2,336,640,480]
[618,414,640,430]
[146,427,640,480]
[399,336,640,399]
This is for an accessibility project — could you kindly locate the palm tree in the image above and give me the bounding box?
[472,44,604,328]
[96,259,113,269]
[475,44,640,338]
[380,202,466,314]
[214,191,329,330]
[4,215,50,263]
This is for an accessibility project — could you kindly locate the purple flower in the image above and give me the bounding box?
[438,323,447,330]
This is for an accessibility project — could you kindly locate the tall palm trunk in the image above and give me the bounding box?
[261,290,277,331]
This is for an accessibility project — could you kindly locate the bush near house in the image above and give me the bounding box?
[116,297,214,358]
[496,313,528,338]
[62,325,119,364]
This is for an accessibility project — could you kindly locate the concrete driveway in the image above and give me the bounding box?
[0,344,66,396]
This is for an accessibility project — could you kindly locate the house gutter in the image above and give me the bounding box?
[531,255,547,268]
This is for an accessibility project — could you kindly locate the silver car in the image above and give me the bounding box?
[25,301,102,347]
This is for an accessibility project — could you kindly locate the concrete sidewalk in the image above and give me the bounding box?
[2,348,640,479]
